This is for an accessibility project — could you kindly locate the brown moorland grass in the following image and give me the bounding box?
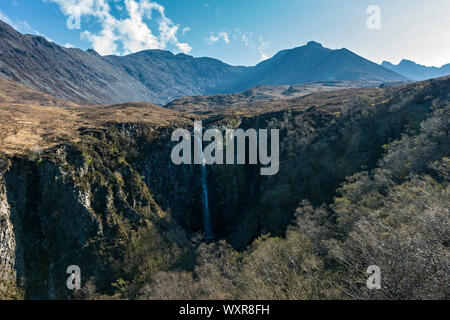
[1,76,448,155]
[0,79,197,154]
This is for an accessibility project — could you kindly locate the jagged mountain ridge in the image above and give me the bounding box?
[382,59,450,81]
[0,20,407,105]
[103,50,245,105]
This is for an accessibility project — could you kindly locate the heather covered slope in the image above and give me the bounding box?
[0,19,243,105]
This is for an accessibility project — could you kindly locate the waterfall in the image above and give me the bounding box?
[194,135,214,240]
[200,159,214,240]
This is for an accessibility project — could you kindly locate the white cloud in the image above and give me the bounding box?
[46,0,192,55]
[258,36,270,61]
[207,31,229,45]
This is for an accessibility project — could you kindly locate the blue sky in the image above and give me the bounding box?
[0,0,449,67]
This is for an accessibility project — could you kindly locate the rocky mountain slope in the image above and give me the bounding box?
[165,80,383,114]
[0,78,195,155]
[103,51,245,105]
[225,41,409,92]
[382,59,450,81]
[0,20,407,106]
[0,21,151,105]
[0,76,448,299]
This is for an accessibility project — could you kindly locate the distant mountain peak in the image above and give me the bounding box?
[399,59,417,65]
[382,59,450,81]
[306,41,323,48]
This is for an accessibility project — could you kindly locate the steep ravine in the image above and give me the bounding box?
[0,77,447,298]
[0,123,217,299]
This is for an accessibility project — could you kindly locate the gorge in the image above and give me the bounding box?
[1,75,448,299]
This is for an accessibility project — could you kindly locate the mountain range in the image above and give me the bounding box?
[382,59,450,81]
[0,19,410,106]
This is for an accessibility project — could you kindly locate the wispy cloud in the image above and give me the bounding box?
[46,0,192,55]
[0,9,17,28]
[207,28,269,62]
[0,9,54,42]
[258,36,270,61]
[207,31,229,45]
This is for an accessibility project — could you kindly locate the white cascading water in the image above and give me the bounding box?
[194,135,214,240]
